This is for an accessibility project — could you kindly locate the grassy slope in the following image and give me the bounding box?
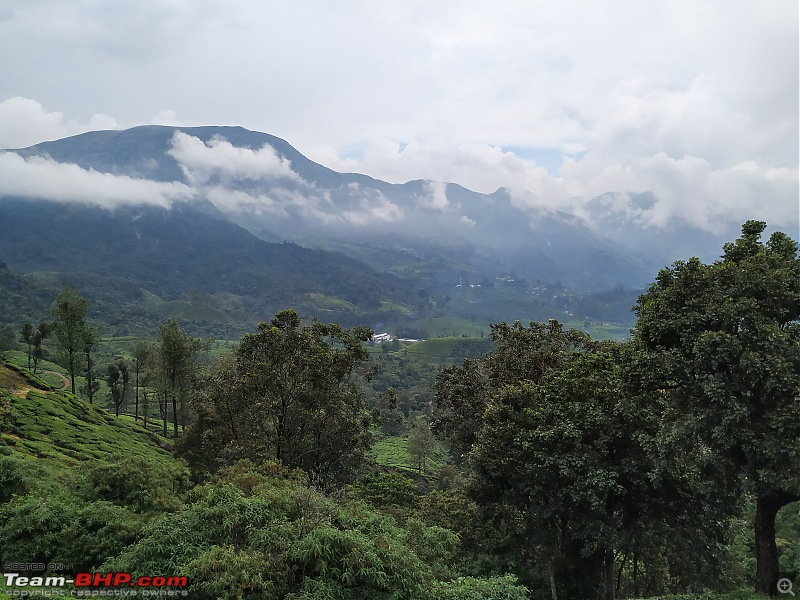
[0,357,173,480]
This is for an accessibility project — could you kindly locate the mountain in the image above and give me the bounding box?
[6,125,659,291]
[0,196,417,333]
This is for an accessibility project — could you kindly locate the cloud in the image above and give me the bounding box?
[416,181,449,211]
[0,97,118,149]
[342,194,403,226]
[204,186,288,218]
[0,151,193,209]
[168,131,300,186]
[1,1,796,236]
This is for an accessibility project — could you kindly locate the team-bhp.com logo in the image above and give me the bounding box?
[3,572,188,597]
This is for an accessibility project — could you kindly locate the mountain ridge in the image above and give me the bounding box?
[4,125,667,292]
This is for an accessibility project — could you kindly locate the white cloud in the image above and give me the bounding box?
[168,132,299,186]
[0,151,193,208]
[0,97,118,149]
[204,186,288,218]
[343,195,403,226]
[0,0,795,234]
[417,181,449,211]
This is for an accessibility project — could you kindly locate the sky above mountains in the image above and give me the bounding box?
[0,1,797,235]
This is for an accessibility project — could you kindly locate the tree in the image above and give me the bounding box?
[0,325,14,353]
[632,221,800,595]
[82,325,98,404]
[433,319,596,461]
[31,322,50,375]
[407,418,436,474]
[107,361,129,417]
[20,323,33,369]
[155,319,200,438]
[180,310,373,486]
[50,286,89,395]
[132,339,151,423]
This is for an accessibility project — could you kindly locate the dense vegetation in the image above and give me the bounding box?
[0,221,798,599]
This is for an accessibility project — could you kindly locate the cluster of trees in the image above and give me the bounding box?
[18,286,209,438]
[178,310,376,488]
[433,222,800,597]
[0,220,796,598]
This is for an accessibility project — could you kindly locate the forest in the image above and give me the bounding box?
[0,220,798,600]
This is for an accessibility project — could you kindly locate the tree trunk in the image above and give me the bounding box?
[604,547,615,600]
[172,392,179,438]
[547,558,558,600]
[134,367,139,421]
[755,492,799,595]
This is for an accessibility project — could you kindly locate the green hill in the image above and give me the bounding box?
[0,357,173,477]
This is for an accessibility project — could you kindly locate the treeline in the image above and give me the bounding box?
[432,221,800,597]
[1,221,798,599]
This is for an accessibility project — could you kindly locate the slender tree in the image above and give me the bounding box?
[157,319,199,438]
[132,339,151,422]
[407,418,435,474]
[20,323,33,370]
[50,286,89,395]
[82,325,98,404]
[107,360,129,417]
[31,322,50,375]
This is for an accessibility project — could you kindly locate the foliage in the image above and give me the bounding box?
[0,490,144,572]
[77,452,191,512]
[428,574,529,599]
[352,471,418,508]
[0,453,27,503]
[631,221,800,594]
[49,285,89,395]
[433,319,598,459]
[180,310,373,486]
[407,418,436,474]
[100,460,508,599]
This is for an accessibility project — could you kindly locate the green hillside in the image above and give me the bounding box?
[0,358,174,478]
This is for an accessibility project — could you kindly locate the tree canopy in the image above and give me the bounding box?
[181,309,375,487]
[631,220,800,595]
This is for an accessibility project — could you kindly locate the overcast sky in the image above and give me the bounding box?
[0,1,797,233]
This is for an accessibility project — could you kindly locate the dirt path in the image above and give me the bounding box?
[43,370,70,390]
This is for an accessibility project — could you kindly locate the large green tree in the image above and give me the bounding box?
[50,285,89,395]
[632,221,800,595]
[181,310,373,486]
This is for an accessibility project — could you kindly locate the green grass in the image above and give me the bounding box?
[410,316,490,338]
[378,300,409,314]
[369,434,451,478]
[0,358,173,482]
[401,337,465,363]
[306,292,358,312]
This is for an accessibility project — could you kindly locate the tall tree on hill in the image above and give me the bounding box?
[82,325,98,404]
[20,323,33,370]
[31,322,50,375]
[50,286,89,395]
[407,418,436,474]
[132,339,150,423]
[156,319,201,438]
[107,360,130,417]
[631,221,800,596]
